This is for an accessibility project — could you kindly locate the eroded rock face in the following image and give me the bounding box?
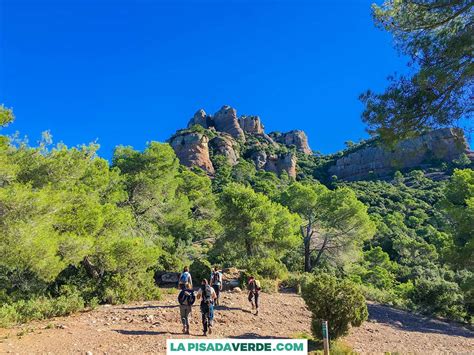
[169,132,214,174]
[238,115,264,134]
[329,128,470,181]
[213,106,246,141]
[210,134,239,166]
[274,130,311,155]
[188,109,213,129]
[264,153,297,178]
[251,150,268,169]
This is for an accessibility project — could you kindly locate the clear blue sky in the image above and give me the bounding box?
[1,0,419,159]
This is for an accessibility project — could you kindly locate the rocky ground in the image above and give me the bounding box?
[0,290,472,354]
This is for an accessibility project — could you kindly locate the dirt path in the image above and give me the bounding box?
[0,291,472,354]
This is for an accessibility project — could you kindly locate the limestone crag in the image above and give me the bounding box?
[169,132,214,174]
[264,153,297,178]
[272,130,311,155]
[238,116,264,134]
[187,109,212,129]
[210,134,239,166]
[212,106,246,141]
[329,128,470,181]
[174,105,312,177]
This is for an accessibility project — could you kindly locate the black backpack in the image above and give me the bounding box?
[178,290,195,306]
[201,285,213,305]
[212,271,220,284]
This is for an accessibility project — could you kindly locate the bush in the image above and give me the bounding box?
[0,287,86,327]
[301,274,368,339]
[190,258,212,285]
[409,277,467,321]
[244,257,289,280]
[259,279,279,293]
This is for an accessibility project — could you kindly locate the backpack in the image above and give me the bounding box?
[212,271,220,285]
[179,272,189,285]
[254,279,261,291]
[201,285,213,305]
[178,289,195,306]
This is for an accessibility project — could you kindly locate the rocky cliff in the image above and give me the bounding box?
[328,128,470,181]
[169,105,304,177]
[169,106,471,181]
[169,131,215,174]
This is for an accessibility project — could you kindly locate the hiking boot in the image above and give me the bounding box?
[255,310,259,316]
[208,325,212,334]
[251,302,255,310]
[203,331,207,336]
[185,326,190,335]
[182,326,186,333]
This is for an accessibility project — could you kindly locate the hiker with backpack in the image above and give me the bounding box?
[177,286,195,334]
[196,279,217,336]
[178,266,193,289]
[247,276,261,315]
[210,266,222,306]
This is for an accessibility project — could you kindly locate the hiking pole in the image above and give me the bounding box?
[322,320,329,355]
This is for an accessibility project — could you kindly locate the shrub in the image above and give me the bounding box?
[190,258,212,285]
[409,277,467,321]
[301,274,368,339]
[259,279,279,293]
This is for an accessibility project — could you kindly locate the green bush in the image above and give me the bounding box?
[259,279,279,293]
[302,274,368,340]
[102,271,160,304]
[409,277,467,321]
[0,288,86,327]
[244,257,289,280]
[190,258,212,285]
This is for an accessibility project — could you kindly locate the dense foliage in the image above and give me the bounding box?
[361,0,473,142]
[301,273,368,339]
[0,104,473,330]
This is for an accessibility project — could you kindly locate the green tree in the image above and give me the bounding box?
[301,273,368,339]
[442,168,474,271]
[280,182,375,272]
[361,0,473,142]
[212,183,301,276]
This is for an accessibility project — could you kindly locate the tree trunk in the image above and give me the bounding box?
[82,256,100,279]
[304,236,312,272]
[313,236,328,267]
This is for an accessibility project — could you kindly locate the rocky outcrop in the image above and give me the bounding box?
[209,134,239,166]
[273,130,312,155]
[213,106,246,141]
[251,150,267,169]
[264,153,297,178]
[238,116,264,134]
[187,109,212,129]
[169,132,214,174]
[329,128,470,181]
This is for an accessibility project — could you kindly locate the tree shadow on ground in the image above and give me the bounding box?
[121,305,179,310]
[367,303,474,338]
[214,305,252,313]
[113,329,182,336]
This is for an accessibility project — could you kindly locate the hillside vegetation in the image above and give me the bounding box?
[1,104,473,332]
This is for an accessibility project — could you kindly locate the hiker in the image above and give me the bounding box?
[178,266,192,289]
[177,286,195,334]
[247,276,261,315]
[210,266,222,306]
[196,279,217,336]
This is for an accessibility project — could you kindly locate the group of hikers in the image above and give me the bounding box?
[177,266,261,336]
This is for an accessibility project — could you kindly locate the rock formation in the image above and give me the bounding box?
[209,134,239,166]
[187,109,212,129]
[169,132,214,174]
[329,128,470,181]
[238,116,264,134]
[272,130,312,155]
[172,106,311,177]
[264,153,297,178]
[213,106,246,141]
